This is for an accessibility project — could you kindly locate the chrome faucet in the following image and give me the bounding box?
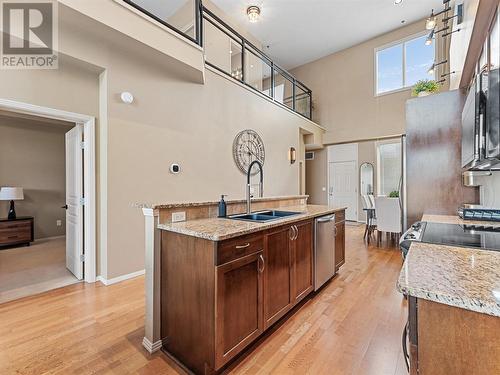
[246,160,264,214]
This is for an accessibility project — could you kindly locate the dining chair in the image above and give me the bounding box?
[374,196,401,246]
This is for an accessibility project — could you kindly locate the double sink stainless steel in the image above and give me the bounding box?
[228,210,301,223]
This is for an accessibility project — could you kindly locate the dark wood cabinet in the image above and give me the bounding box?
[406,297,500,375]
[0,217,34,247]
[263,226,292,328]
[334,220,345,271]
[290,221,313,304]
[160,210,346,374]
[215,251,264,368]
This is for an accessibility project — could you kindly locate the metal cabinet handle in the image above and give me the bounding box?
[289,227,294,240]
[294,225,299,240]
[334,226,337,237]
[235,243,250,249]
[258,254,265,273]
[402,321,409,372]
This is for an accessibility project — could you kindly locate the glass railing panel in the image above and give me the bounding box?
[295,83,311,119]
[274,69,294,110]
[124,0,199,43]
[244,46,273,98]
[203,13,243,79]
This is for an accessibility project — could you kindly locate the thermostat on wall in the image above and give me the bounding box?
[170,164,181,174]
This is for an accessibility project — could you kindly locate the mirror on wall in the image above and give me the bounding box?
[360,162,374,195]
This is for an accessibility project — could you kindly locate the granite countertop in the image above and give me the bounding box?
[397,214,500,317]
[158,204,346,241]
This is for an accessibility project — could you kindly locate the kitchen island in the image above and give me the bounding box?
[153,196,346,374]
[397,214,500,375]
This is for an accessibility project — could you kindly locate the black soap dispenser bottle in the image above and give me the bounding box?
[218,195,227,218]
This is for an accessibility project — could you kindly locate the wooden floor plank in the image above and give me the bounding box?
[0,225,407,375]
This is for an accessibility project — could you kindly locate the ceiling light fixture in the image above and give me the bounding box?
[425,10,437,30]
[425,29,435,45]
[394,0,403,4]
[247,5,261,23]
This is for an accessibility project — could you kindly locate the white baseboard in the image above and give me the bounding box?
[97,269,145,286]
[142,337,162,354]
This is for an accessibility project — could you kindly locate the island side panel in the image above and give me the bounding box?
[417,299,500,375]
[161,231,216,374]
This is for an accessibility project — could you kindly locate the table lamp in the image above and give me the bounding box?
[0,187,24,220]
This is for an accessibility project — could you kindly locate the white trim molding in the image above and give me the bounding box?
[96,269,145,286]
[142,337,162,354]
[0,98,97,284]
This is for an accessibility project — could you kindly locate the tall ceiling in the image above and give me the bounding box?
[211,0,445,69]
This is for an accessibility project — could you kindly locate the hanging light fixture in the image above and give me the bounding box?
[247,5,261,23]
[425,10,437,30]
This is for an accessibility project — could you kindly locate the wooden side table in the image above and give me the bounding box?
[0,216,34,248]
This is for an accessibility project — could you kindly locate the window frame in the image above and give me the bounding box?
[374,31,437,97]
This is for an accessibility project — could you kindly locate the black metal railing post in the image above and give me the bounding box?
[292,79,296,111]
[197,0,203,46]
[271,63,275,100]
[241,40,246,83]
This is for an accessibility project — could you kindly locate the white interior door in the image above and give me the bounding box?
[329,161,358,221]
[65,125,83,280]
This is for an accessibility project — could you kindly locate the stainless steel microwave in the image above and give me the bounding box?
[462,70,500,170]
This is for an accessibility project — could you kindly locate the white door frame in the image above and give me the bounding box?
[0,98,96,283]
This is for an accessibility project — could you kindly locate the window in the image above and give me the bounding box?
[376,33,435,95]
[377,141,402,196]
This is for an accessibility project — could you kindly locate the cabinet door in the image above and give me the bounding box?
[335,221,345,270]
[291,221,313,304]
[215,252,264,368]
[263,226,292,328]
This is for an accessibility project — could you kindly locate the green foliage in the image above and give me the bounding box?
[389,191,399,198]
[411,79,440,96]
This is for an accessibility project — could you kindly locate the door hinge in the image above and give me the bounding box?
[80,197,86,205]
[80,141,86,149]
[80,254,85,262]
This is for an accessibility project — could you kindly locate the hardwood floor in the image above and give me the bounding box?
[0,225,407,375]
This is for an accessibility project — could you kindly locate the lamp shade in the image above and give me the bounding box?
[0,187,24,201]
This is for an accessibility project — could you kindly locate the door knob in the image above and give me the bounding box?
[61,205,68,209]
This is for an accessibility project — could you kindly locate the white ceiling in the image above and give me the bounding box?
[211,0,445,69]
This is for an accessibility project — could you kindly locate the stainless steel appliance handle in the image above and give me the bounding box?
[317,215,335,223]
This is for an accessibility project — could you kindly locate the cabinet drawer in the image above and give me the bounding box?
[335,210,345,223]
[217,234,264,265]
[0,231,31,244]
[0,226,31,237]
[0,220,31,230]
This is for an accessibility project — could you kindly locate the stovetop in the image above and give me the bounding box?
[421,222,500,252]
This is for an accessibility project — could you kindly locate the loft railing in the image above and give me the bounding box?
[122,0,312,120]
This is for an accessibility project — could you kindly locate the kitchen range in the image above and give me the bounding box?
[400,219,500,256]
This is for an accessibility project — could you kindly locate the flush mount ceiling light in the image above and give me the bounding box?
[247,5,261,23]
[394,0,403,4]
[425,10,437,30]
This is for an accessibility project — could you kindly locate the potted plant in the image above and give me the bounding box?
[412,79,439,97]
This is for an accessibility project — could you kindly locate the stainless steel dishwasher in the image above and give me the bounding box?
[314,214,336,290]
